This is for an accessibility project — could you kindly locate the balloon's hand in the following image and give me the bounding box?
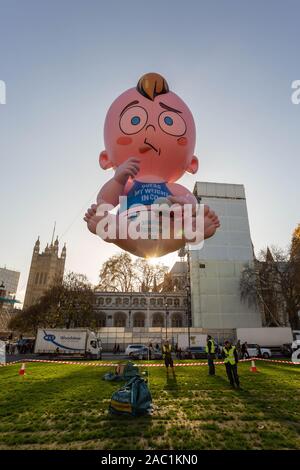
[114,158,140,185]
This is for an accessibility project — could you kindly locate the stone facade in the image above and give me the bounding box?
[23,237,66,309]
[94,291,188,328]
[93,291,236,350]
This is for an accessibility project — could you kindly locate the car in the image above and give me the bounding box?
[125,344,146,356]
[183,346,207,359]
[17,338,35,353]
[246,344,272,359]
[128,346,162,360]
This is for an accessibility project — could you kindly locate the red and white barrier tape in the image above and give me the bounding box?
[0,357,299,368]
[250,357,299,365]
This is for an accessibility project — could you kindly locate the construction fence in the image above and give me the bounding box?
[96,327,236,351]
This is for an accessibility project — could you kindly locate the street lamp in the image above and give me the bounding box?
[128,309,131,328]
[165,301,169,340]
[185,285,191,349]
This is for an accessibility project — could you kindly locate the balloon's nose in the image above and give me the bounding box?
[145,124,156,133]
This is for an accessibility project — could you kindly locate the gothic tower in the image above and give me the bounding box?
[23,237,66,309]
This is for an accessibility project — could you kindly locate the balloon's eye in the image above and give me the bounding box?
[164,116,173,126]
[131,116,141,125]
[159,111,186,136]
[119,106,148,134]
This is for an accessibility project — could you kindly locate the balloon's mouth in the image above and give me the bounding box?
[139,139,161,155]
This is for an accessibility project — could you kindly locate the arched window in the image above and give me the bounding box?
[152,312,164,327]
[96,312,106,327]
[171,313,183,327]
[133,312,145,327]
[114,312,127,327]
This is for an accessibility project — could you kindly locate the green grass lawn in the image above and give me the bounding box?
[0,360,299,450]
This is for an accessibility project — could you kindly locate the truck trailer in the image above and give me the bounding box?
[34,328,102,358]
[236,327,293,348]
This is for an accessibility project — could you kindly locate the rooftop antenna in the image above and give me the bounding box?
[51,221,56,245]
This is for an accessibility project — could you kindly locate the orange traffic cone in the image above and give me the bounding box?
[19,363,26,376]
[250,360,258,372]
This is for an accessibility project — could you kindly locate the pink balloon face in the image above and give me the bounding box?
[103,87,196,182]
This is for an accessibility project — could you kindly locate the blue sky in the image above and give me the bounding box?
[0,0,299,302]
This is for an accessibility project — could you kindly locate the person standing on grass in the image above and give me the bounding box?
[222,340,240,389]
[205,335,216,376]
[162,340,175,377]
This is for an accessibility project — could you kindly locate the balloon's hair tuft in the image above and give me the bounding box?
[137,73,169,101]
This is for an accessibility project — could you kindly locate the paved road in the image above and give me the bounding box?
[5,352,129,363]
[4,351,288,363]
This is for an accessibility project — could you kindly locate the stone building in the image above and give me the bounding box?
[23,237,66,309]
[93,290,194,350]
[94,291,188,328]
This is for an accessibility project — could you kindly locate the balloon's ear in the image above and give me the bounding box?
[187,155,199,174]
[99,151,113,170]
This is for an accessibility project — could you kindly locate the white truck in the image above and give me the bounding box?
[34,328,102,358]
[236,327,293,348]
[177,333,207,350]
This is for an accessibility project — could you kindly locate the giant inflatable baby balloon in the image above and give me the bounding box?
[84,73,220,258]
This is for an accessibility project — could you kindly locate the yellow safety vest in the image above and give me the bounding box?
[163,344,172,357]
[205,339,215,354]
[223,346,236,365]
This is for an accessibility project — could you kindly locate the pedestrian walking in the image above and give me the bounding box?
[256,344,262,357]
[222,340,240,389]
[148,342,154,359]
[205,335,216,375]
[241,342,249,359]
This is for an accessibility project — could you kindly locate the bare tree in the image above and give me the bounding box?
[97,253,169,292]
[240,245,300,328]
[134,259,168,292]
[97,253,135,292]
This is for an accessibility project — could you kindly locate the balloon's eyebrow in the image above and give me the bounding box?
[159,101,182,114]
[120,100,139,116]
